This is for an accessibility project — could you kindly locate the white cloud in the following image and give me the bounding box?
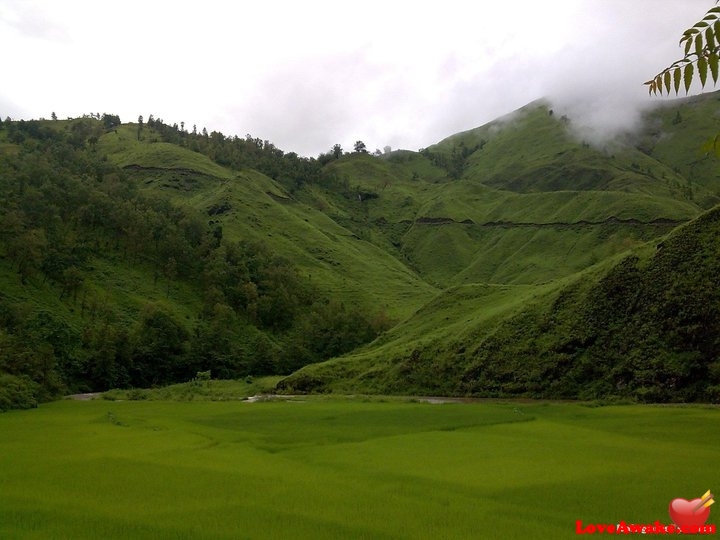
[0,0,713,156]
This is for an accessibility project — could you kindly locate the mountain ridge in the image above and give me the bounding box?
[1,91,720,407]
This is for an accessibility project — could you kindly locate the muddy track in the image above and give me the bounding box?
[65,393,103,400]
[122,164,225,181]
[123,164,208,175]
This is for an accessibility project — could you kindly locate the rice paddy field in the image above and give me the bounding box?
[0,397,718,539]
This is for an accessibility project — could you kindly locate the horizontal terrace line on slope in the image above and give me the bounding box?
[409,216,687,227]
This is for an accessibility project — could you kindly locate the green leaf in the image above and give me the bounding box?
[681,28,700,44]
[715,20,720,42]
[685,36,694,56]
[684,63,694,93]
[709,52,719,83]
[681,29,699,48]
[696,33,705,57]
[656,74,664,95]
[708,6,720,14]
[707,27,716,50]
[664,70,672,94]
[699,56,708,87]
[703,14,720,21]
[695,21,710,28]
[674,67,682,94]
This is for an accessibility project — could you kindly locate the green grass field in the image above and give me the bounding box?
[1,398,718,539]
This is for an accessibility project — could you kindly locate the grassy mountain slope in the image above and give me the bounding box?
[279,203,720,401]
[413,103,706,285]
[298,100,705,288]
[278,93,720,400]
[438,102,692,196]
[637,92,720,205]
[97,125,437,320]
[276,281,549,395]
[3,90,720,405]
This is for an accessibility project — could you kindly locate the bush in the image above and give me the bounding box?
[0,374,40,411]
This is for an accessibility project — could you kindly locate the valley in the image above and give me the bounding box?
[4,3,720,539]
[1,91,719,406]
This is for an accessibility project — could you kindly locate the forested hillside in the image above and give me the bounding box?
[2,90,720,409]
[0,117,391,410]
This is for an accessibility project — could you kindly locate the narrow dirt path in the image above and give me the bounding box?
[65,393,103,400]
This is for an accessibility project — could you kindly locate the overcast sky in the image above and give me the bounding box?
[0,1,710,157]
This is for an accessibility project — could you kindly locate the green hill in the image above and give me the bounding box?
[2,91,720,408]
[97,124,437,320]
[277,93,720,401]
[0,117,426,407]
[278,203,720,402]
[297,100,704,287]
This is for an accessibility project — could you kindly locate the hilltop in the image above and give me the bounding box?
[1,91,719,408]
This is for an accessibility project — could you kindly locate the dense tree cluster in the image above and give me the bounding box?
[141,118,382,192]
[142,117,335,192]
[0,118,387,409]
[420,140,485,179]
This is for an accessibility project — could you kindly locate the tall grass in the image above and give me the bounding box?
[0,399,718,539]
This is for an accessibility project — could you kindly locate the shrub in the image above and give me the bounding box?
[0,374,40,412]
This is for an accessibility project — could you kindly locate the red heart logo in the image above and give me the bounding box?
[668,498,711,527]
